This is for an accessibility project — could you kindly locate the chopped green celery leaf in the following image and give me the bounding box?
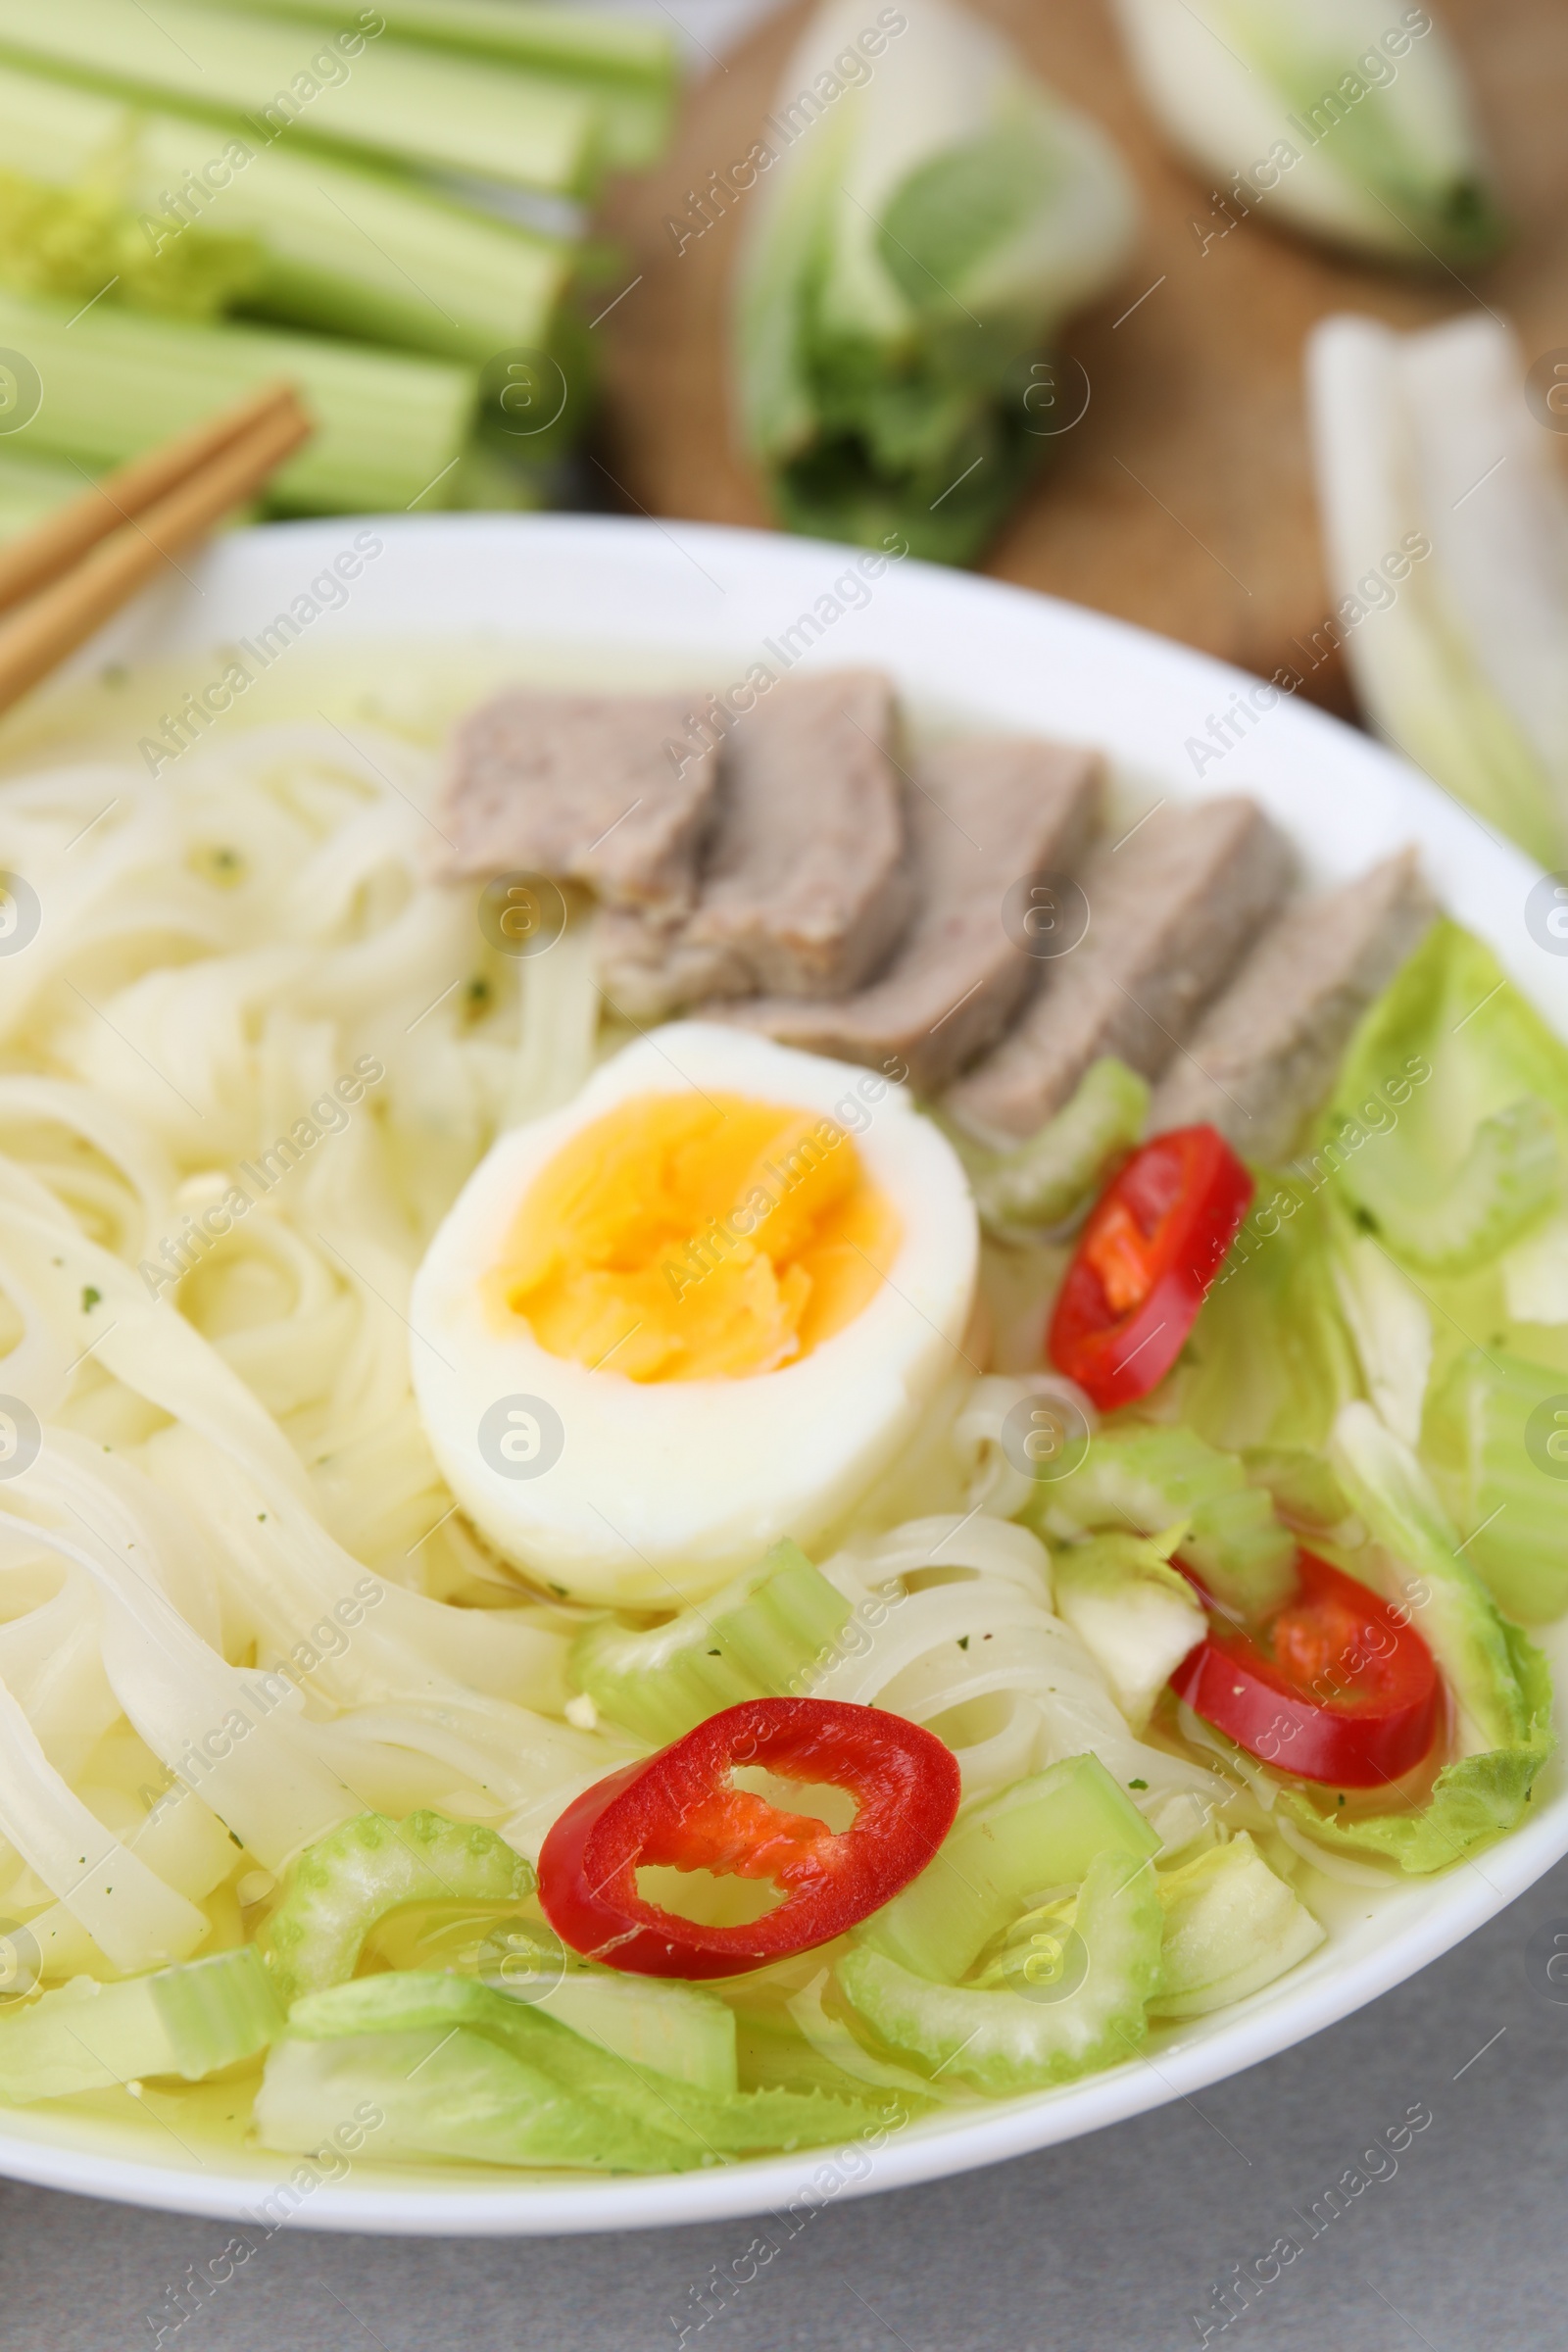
[1241,1447,1353,1534]
[0,288,474,513]
[1149,1832,1324,2019]
[259,1811,533,2008]
[952,1058,1149,1233]
[0,63,571,360]
[0,0,602,199]
[205,0,678,169]
[570,1539,851,1744]
[1183,1171,1361,1454]
[1052,1533,1207,1731]
[858,1752,1158,1984]
[1033,1423,1297,1618]
[1281,1620,1553,1874]
[837,1847,1160,2092]
[531,1972,737,2096]
[280,1972,894,2163]
[0,1947,281,2103]
[1322,921,1568,1276]
[1425,1347,1568,1621]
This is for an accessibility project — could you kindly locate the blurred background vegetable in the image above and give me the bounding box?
[1307,311,1568,865]
[0,0,677,532]
[731,0,1139,564]
[1110,0,1502,269]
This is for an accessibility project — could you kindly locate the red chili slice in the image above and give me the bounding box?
[1048,1126,1253,1410]
[1169,1549,1442,1787]
[537,1698,960,1980]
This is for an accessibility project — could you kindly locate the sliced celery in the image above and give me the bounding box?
[1035,1423,1297,1619]
[858,1752,1159,1985]
[270,1971,892,2167]
[1349,1096,1559,1277]
[259,1811,533,2007]
[570,1539,852,1744]
[0,0,601,199]
[1149,1833,1324,2020]
[1424,1347,1568,1621]
[0,63,570,361]
[533,1972,737,2096]
[258,2025,695,2172]
[0,288,473,512]
[955,1058,1149,1233]
[0,1947,281,2103]
[837,1847,1161,2092]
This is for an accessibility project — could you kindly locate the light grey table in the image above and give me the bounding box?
[7,1850,1566,2352]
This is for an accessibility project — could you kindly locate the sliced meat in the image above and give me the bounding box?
[438,691,721,914]
[725,737,1102,1091]
[1148,850,1437,1159]
[599,670,911,1013]
[946,796,1293,1145]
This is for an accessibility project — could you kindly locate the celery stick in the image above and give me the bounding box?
[0,63,571,361]
[0,0,601,199]
[0,1948,281,2103]
[0,288,474,513]
[207,0,679,169]
[0,447,82,539]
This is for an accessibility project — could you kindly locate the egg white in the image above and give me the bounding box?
[409,1023,979,1606]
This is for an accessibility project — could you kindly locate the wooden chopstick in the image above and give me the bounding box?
[0,387,314,721]
[0,381,308,619]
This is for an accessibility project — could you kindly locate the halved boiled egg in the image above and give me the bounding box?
[410,1023,978,1605]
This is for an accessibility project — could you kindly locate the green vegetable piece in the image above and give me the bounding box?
[1242,1446,1353,1534]
[733,0,1138,564]
[258,1811,534,2008]
[837,1847,1161,2092]
[1322,922,1568,1277]
[955,1057,1149,1233]
[0,1947,281,2103]
[0,59,574,364]
[1424,1348,1568,1622]
[533,1973,737,2097]
[1149,1832,1324,2019]
[1185,1173,1361,1454]
[264,1971,893,2170]
[1053,1531,1208,1729]
[1036,1423,1297,1619]
[0,287,476,516]
[1278,1402,1555,1874]
[858,1751,1159,1985]
[0,0,604,200]
[570,1539,852,1744]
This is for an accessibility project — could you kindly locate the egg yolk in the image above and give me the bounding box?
[487,1092,903,1381]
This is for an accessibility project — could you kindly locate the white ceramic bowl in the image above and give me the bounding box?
[1,514,1562,2236]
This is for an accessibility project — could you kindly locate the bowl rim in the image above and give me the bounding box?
[0,508,1560,2237]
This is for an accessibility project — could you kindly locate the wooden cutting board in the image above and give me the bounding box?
[594,0,1568,714]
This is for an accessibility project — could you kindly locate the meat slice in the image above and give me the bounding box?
[438,691,720,913]
[1148,850,1437,1158]
[726,737,1102,1091]
[946,796,1293,1144]
[599,670,912,1014]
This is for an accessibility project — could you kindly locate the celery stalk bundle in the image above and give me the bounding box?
[733,0,1138,565]
[0,0,676,522]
